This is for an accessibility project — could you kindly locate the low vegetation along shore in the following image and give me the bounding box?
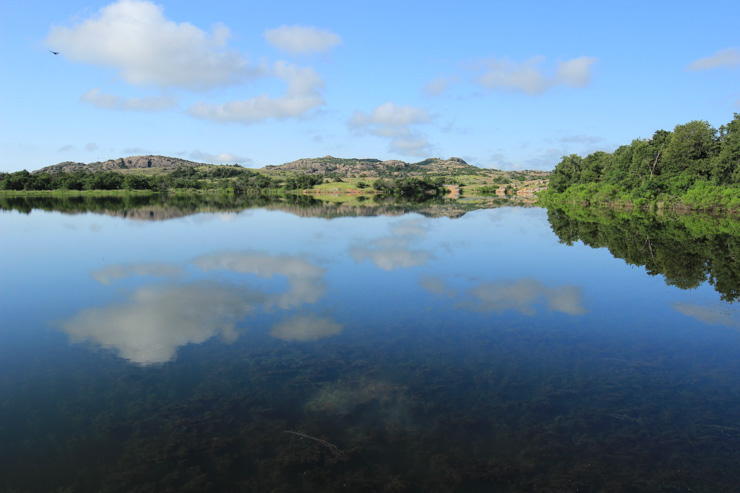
[540,113,740,213]
[0,155,547,200]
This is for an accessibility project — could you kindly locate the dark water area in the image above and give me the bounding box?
[1,200,739,492]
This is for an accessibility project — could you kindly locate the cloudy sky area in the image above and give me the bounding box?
[1,0,738,172]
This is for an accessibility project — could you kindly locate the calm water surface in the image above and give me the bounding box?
[1,202,739,492]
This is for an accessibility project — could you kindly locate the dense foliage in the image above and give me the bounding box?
[0,166,334,193]
[546,114,740,209]
[371,176,446,197]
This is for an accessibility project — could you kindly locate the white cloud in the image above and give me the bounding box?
[60,282,259,365]
[46,0,258,90]
[351,102,433,127]
[81,87,176,111]
[269,314,343,341]
[554,56,598,87]
[265,25,342,55]
[476,55,597,95]
[189,150,252,165]
[687,47,740,71]
[423,76,458,97]
[57,145,75,152]
[85,143,99,151]
[188,61,324,123]
[350,102,434,156]
[468,278,586,316]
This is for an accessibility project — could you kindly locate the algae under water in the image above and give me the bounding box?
[1,203,739,492]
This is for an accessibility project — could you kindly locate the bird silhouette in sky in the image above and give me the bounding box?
[49,50,59,55]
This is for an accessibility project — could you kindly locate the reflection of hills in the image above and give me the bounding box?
[1,193,533,221]
[547,206,740,302]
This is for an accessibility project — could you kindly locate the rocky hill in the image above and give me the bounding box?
[35,155,203,174]
[262,156,480,177]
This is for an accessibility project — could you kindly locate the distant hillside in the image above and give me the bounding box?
[34,155,203,174]
[262,156,480,177]
[30,155,549,188]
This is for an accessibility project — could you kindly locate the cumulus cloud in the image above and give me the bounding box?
[467,278,586,316]
[90,262,185,285]
[264,25,342,55]
[350,102,434,156]
[269,314,343,341]
[60,282,259,365]
[475,55,597,95]
[686,47,740,71]
[46,0,258,90]
[189,150,252,165]
[188,61,324,123]
[81,87,176,111]
[193,251,326,309]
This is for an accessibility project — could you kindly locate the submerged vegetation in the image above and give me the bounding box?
[541,113,740,212]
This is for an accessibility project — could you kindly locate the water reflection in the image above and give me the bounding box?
[672,302,740,328]
[467,278,586,316]
[0,192,529,221]
[61,251,329,365]
[60,281,257,365]
[90,262,185,285]
[547,206,740,301]
[3,204,740,492]
[270,314,344,341]
[350,217,433,271]
[193,252,327,309]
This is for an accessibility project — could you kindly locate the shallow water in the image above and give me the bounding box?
[1,202,739,492]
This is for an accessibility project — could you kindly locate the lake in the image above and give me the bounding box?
[1,196,739,492]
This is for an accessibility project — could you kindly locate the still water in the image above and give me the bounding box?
[1,199,739,492]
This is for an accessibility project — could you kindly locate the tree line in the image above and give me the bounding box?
[0,164,448,198]
[546,113,739,207]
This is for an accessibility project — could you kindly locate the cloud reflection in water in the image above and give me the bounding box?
[350,217,433,271]
[61,282,260,365]
[90,262,185,285]
[62,251,331,365]
[468,278,586,316]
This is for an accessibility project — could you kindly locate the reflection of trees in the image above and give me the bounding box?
[0,193,532,220]
[547,207,740,301]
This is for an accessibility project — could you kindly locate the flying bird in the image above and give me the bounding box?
[49,50,59,55]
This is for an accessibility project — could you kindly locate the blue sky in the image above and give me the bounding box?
[1,0,738,173]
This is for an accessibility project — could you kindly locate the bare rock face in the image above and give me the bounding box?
[34,155,203,174]
[263,155,478,177]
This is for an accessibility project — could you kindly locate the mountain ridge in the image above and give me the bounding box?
[33,154,536,177]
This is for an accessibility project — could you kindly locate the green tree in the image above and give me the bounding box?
[549,154,583,192]
[713,113,740,185]
[662,120,719,180]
